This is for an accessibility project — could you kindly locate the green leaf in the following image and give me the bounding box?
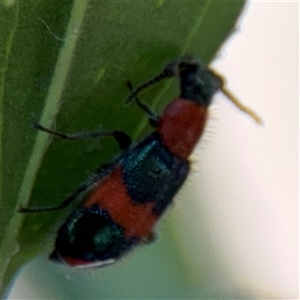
[1,0,245,296]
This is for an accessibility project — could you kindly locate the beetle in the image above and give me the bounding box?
[20,56,261,268]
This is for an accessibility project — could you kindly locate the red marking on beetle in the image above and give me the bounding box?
[63,256,89,267]
[158,98,208,158]
[84,167,158,239]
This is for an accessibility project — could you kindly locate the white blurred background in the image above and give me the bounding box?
[8,2,299,299]
[174,1,299,298]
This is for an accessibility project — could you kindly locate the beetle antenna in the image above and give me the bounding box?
[125,62,178,105]
[220,86,263,125]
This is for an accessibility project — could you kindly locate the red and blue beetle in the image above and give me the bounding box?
[21,56,261,268]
